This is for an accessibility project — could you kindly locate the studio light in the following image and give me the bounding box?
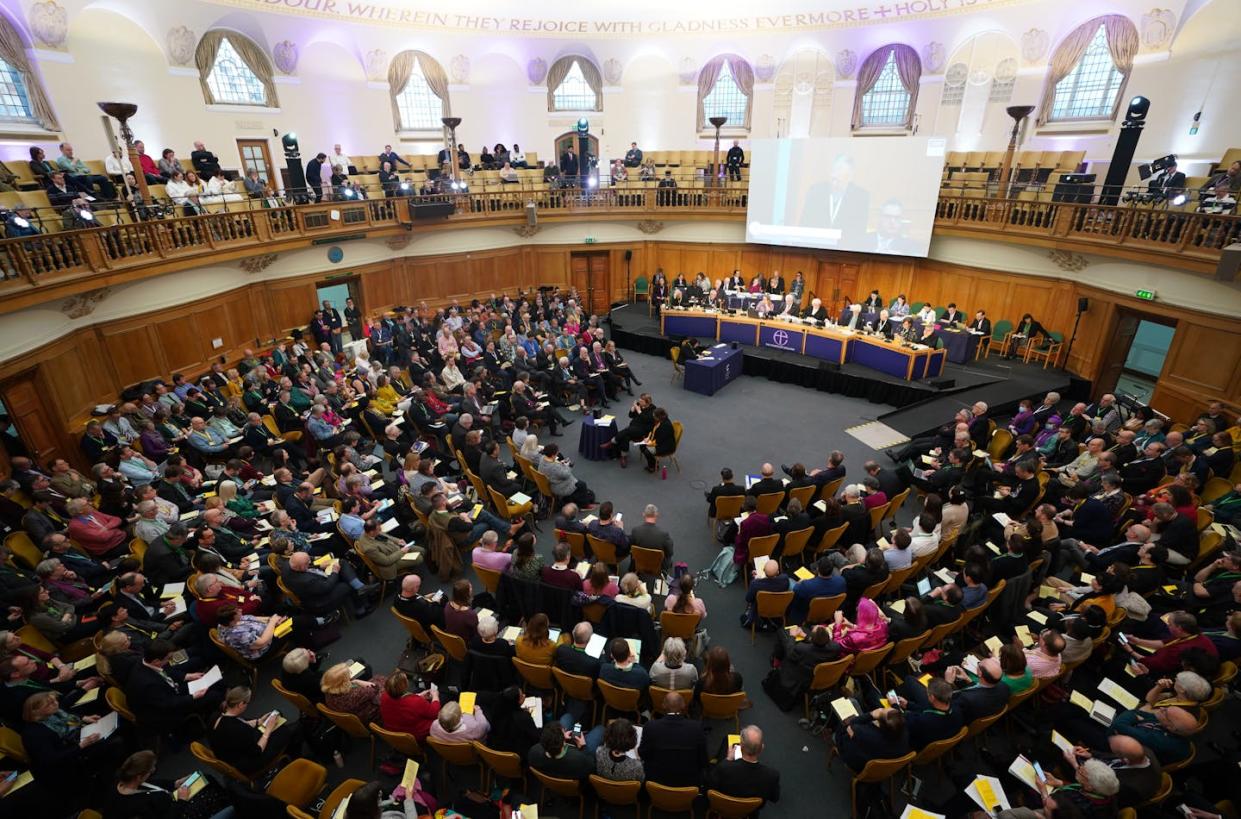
[586,176,597,189]
[1126,96,1150,123]
[13,216,28,228]
[576,117,589,134]
[1172,193,1187,206]
[342,188,356,199]
[399,181,411,192]
[78,208,95,221]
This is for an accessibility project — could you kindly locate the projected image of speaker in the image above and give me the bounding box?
[1052,174,1096,204]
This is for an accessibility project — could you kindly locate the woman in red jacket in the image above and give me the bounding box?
[379,670,440,741]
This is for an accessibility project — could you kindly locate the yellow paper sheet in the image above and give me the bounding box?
[459,691,477,713]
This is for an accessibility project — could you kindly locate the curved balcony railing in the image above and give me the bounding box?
[0,182,1235,309]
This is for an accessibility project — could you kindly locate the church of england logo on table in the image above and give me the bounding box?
[771,329,791,349]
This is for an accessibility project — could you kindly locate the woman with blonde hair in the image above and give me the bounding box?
[519,433,540,461]
[321,662,386,724]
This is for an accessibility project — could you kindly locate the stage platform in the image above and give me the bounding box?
[608,303,1072,439]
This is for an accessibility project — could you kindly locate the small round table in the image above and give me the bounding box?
[578,416,618,461]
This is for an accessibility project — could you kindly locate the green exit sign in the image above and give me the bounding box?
[1135,289,1157,301]
[584,237,597,244]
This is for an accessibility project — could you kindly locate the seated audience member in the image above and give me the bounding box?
[126,639,222,737]
[599,636,650,690]
[764,624,842,711]
[707,725,781,806]
[539,541,582,590]
[208,685,302,776]
[650,636,699,689]
[279,647,325,705]
[21,690,124,792]
[595,717,645,782]
[443,578,480,642]
[379,670,440,742]
[321,661,386,725]
[357,517,424,580]
[697,645,743,696]
[528,722,594,780]
[515,612,559,666]
[432,699,490,743]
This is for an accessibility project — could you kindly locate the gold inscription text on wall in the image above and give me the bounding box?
[208,0,1038,37]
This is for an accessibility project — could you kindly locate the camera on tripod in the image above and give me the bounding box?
[1125,153,1179,204]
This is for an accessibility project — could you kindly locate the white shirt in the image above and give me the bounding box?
[105,154,134,176]
[165,178,195,205]
[511,151,526,164]
[330,153,351,174]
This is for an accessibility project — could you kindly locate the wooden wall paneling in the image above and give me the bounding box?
[153,315,209,374]
[100,323,164,387]
[532,247,569,289]
[42,332,114,426]
[265,279,319,333]
[739,249,769,282]
[1160,324,1241,396]
[1063,298,1116,383]
[222,293,261,349]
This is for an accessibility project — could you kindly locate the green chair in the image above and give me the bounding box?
[633,275,649,303]
[911,301,925,312]
[985,319,1013,359]
[1025,331,1065,368]
[934,306,947,319]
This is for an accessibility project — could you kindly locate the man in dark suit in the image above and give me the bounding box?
[801,154,869,244]
[866,198,919,254]
[895,677,964,751]
[801,298,829,323]
[560,148,579,184]
[553,502,589,536]
[1121,442,1167,494]
[706,467,746,517]
[553,622,602,679]
[870,310,895,340]
[910,447,966,494]
[864,461,903,500]
[746,463,785,499]
[125,639,218,735]
[840,486,871,546]
[1148,161,1186,198]
[378,144,411,171]
[190,141,222,180]
[638,692,708,788]
[611,393,655,466]
[285,551,378,618]
[393,574,446,631]
[304,153,327,202]
[941,303,966,325]
[143,524,194,587]
[707,725,780,807]
[479,441,521,497]
[629,504,675,568]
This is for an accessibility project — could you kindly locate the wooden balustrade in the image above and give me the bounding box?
[0,185,1233,303]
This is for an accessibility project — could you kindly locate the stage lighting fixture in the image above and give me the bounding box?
[576,117,589,134]
[342,188,356,199]
[1172,193,1187,207]
[78,208,95,221]
[1126,96,1150,123]
[13,216,28,228]
[399,181,411,192]
[586,176,597,188]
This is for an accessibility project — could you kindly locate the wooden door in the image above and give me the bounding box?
[1,372,63,466]
[1094,309,1141,397]
[237,139,274,185]
[570,252,611,315]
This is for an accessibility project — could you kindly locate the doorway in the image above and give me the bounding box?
[1117,320,1175,403]
[0,372,63,468]
[237,139,274,185]
[316,280,359,342]
[570,251,611,315]
[1094,308,1177,402]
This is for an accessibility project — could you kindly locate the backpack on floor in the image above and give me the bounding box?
[706,546,738,587]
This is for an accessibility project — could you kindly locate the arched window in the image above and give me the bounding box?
[0,13,58,129]
[1037,16,1138,125]
[1051,26,1124,119]
[0,57,32,120]
[851,44,921,130]
[546,56,601,112]
[388,51,450,132]
[696,54,754,132]
[195,30,278,108]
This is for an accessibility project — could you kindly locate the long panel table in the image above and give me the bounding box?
[661,309,945,382]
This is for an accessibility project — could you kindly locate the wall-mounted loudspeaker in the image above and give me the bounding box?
[1077,297,1089,312]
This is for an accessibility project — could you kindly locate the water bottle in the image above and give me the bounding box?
[661,466,667,480]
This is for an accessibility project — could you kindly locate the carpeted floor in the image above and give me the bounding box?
[157,349,1237,818]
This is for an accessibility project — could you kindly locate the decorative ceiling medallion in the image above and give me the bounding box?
[450,54,470,83]
[603,58,623,86]
[754,54,776,83]
[385,234,413,250]
[61,287,111,319]
[239,253,278,273]
[922,42,945,74]
[512,224,541,238]
[636,220,664,234]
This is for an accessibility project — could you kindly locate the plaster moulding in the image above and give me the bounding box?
[239,253,279,273]
[29,1,68,49]
[167,26,196,66]
[61,287,110,319]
